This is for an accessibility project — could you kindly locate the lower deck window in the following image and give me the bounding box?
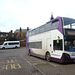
[29,41,42,49]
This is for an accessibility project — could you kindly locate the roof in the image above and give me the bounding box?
[14,29,27,33]
[0,32,9,34]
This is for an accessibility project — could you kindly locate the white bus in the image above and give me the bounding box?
[26,17,75,63]
[0,41,20,49]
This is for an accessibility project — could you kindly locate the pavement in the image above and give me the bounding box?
[32,59,75,75]
[24,48,75,75]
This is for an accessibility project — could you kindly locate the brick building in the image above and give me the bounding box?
[14,27,29,47]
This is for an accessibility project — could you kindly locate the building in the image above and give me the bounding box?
[0,30,15,45]
[14,27,29,47]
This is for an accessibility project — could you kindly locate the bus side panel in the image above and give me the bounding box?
[29,48,45,59]
[46,38,52,54]
[29,31,51,58]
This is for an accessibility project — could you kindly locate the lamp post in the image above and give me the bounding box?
[20,27,22,40]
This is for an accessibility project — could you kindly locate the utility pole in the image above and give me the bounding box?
[20,27,22,40]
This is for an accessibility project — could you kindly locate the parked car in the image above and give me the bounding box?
[0,41,20,49]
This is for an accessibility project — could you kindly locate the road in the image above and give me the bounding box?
[0,47,42,75]
[0,47,75,75]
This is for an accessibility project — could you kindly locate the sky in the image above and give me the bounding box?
[0,0,75,32]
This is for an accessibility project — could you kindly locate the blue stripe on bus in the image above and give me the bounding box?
[67,49,75,52]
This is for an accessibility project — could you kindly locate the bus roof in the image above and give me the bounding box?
[29,17,61,32]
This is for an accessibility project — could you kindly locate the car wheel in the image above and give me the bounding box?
[15,46,17,48]
[2,47,5,49]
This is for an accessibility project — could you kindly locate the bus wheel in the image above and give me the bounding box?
[28,50,31,56]
[45,52,51,62]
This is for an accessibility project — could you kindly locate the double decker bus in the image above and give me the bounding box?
[26,17,75,63]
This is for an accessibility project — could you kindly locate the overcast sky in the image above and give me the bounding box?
[0,0,75,32]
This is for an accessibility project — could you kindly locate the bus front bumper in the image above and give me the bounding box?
[51,53,75,63]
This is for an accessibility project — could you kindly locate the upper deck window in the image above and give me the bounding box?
[63,17,75,29]
[45,23,51,31]
[31,29,35,35]
[51,19,60,30]
[35,27,39,34]
[39,25,45,33]
[28,18,60,36]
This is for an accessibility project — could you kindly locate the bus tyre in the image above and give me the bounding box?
[45,52,51,62]
[28,50,31,56]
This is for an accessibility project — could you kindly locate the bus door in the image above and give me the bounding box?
[46,38,52,53]
[52,39,63,58]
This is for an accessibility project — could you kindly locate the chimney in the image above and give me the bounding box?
[10,30,13,33]
[27,27,29,31]
[20,27,22,32]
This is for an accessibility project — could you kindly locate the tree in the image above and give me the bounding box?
[4,36,17,41]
